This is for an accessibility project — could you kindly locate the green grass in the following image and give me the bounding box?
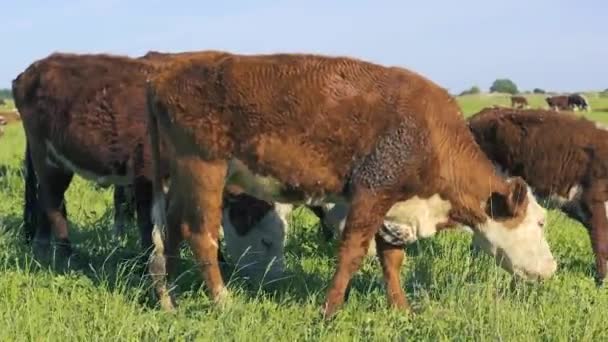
[0,99,15,111]
[2,95,608,340]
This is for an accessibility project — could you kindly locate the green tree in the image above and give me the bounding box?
[533,88,546,94]
[0,88,11,100]
[458,85,481,96]
[489,79,518,94]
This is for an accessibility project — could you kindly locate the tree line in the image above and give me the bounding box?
[0,88,11,100]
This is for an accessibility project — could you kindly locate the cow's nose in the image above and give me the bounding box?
[538,218,546,228]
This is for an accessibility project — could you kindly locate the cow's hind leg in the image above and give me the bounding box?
[180,158,228,305]
[113,185,135,239]
[134,179,154,251]
[35,169,73,257]
[323,186,395,319]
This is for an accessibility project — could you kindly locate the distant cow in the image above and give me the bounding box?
[468,107,608,283]
[145,51,555,317]
[0,115,6,137]
[568,93,591,112]
[0,99,6,106]
[511,96,528,109]
[546,95,570,111]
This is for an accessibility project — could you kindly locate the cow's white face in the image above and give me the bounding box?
[221,202,291,286]
[473,181,557,281]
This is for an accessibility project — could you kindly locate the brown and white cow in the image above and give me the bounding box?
[145,51,556,318]
[468,107,608,283]
[511,96,528,109]
[14,51,287,286]
[546,95,570,111]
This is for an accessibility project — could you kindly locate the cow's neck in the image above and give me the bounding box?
[433,122,506,227]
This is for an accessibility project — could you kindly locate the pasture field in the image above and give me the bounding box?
[1,94,608,341]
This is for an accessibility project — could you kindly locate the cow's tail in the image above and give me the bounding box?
[22,141,38,242]
[13,66,39,242]
[145,79,175,311]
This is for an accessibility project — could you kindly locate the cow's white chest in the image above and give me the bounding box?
[380,194,452,244]
[323,194,452,247]
[45,141,132,186]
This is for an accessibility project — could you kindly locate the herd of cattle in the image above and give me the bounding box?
[3,50,607,319]
[510,94,591,111]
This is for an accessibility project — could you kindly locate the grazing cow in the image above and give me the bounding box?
[468,107,608,283]
[145,51,556,318]
[511,96,528,109]
[568,93,591,112]
[13,50,285,285]
[546,95,570,111]
[12,51,230,253]
[0,115,6,137]
[12,52,170,253]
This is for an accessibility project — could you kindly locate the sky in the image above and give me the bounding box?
[2,0,606,93]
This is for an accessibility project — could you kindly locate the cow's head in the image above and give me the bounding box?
[221,192,290,286]
[472,177,557,281]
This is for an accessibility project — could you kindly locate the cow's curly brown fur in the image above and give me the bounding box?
[468,107,608,282]
[11,51,227,251]
[546,95,571,111]
[147,51,531,317]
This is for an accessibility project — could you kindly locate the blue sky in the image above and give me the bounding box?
[3,0,606,92]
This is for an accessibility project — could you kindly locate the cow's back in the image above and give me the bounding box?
[151,53,445,193]
[13,53,156,178]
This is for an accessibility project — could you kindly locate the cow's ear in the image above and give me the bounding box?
[487,177,528,218]
[505,177,528,216]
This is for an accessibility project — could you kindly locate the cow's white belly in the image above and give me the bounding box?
[46,140,132,186]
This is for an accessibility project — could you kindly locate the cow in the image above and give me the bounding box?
[145,51,556,318]
[13,50,286,286]
[0,98,6,106]
[467,107,608,284]
[0,115,6,137]
[546,95,570,111]
[511,96,528,109]
[568,93,591,112]
[11,52,172,254]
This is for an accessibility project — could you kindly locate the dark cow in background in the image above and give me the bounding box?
[546,95,571,111]
[145,51,555,317]
[568,93,591,112]
[511,96,528,109]
[0,99,6,106]
[468,107,608,283]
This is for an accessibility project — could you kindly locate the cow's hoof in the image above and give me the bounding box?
[594,275,606,288]
[213,287,233,311]
[159,292,177,312]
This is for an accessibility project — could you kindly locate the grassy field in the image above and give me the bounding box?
[2,94,608,341]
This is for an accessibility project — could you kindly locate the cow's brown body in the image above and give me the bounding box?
[546,95,570,111]
[468,107,608,282]
[11,52,199,251]
[13,53,160,250]
[511,96,528,109]
[146,52,552,317]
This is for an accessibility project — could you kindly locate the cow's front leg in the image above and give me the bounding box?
[323,186,395,319]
